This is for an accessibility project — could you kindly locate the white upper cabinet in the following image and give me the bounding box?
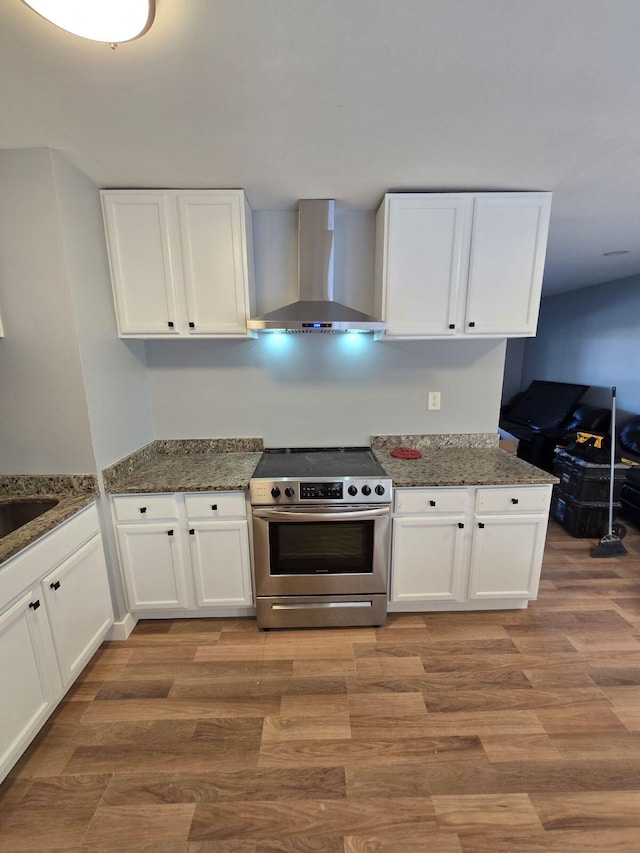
[375,192,552,339]
[101,190,256,338]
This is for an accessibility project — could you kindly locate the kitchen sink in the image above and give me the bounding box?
[0,499,59,538]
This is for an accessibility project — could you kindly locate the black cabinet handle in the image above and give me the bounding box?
[511,498,519,504]
[189,528,195,535]
[167,529,174,536]
[458,522,465,529]
[468,321,475,328]
[429,500,436,507]
[29,600,41,611]
[449,324,455,330]
[189,322,195,328]
[139,507,147,514]
[49,581,61,591]
[478,522,485,528]
[211,504,218,511]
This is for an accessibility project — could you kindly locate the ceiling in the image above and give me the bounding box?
[1,0,640,296]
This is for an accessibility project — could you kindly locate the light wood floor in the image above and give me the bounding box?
[3,520,640,851]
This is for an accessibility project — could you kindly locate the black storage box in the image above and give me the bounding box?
[552,450,629,503]
[621,481,640,530]
[550,486,620,538]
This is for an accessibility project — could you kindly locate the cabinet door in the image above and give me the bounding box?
[468,514,548,599]
[464,194,551,336]
[391,516,466,602]
[0,591,59,782]
[178,192,252,336]
[43,534,114,686]
[379,195,471,337]
[116,523,188,610]
[188,520,252,606]
[102,192,180,336]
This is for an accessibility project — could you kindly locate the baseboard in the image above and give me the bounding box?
[106,612,138,641]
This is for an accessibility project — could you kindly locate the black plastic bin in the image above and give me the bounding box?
[553,450,628,503]
[550,486,621,538]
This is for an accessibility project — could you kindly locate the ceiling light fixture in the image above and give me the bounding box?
[603,250,630,256]
[22,0,155,48]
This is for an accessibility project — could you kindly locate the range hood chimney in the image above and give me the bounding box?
[247,199,386,333]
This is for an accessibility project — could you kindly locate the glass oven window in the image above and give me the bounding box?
[269,520,374,575]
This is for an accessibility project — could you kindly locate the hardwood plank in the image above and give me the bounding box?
[458,828,640,851]
[189,798,439,841]
[345,764,430,799]
[80,698,281,722]
[432,793,543,832]
[480,733,563,762]
[101,768,347,805]
[345,833,462,852]
[530,791,640,830]
[258,736,485,768]
[82,804,195,846]
[261,715,351,742]
[0,805,95,852]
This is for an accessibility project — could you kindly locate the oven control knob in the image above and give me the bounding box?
[375,485,385,496]
[361,485,372,496]
[284,487,295,498]
[271,487,281,498]
[348,485,358,496]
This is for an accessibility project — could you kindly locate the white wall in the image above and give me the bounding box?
[146,209,506,443]
[0,149,95,473]
[48,151,155,620]
[520,275,640,421]
[50,151,154,471]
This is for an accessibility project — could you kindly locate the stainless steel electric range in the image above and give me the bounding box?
[249,447,392,629]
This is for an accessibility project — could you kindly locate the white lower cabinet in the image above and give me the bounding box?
[43,534,117,683]
[115,523,189,610]
[391,484,552,609]
[112,491,253,614]
[0,503,113,783]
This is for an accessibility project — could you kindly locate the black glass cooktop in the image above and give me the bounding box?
[252,447,386,479]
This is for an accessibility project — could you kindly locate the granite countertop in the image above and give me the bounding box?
[375,446,558,488]
[102,439,264,494]
[0,475,98,566]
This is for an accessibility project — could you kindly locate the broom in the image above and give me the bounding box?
[591,386,627,558]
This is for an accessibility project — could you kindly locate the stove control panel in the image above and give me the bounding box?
[250,478,392,505]
[300,482,343,500]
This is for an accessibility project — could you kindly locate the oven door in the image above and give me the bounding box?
[251,504,390,597]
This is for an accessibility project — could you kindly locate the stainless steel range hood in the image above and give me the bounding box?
[247,199,386,333]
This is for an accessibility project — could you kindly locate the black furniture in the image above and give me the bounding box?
[620,416,640,530]
[500,381,610,473]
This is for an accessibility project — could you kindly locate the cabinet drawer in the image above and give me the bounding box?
[475,486,551,514]
[112,495,179,523]
[394,488,468,515]
[184,492,246,520]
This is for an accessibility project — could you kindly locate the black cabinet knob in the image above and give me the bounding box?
[375,485,385,496]
[478,522,485,528]
[449,323,455,330]
[49,581,61,591]
[361,485,371,496]
[29,600,41,611]
[458,522,465,529]
[468,321,475,328]
[211,504,218,511]
[167,529,174,536]
[511,498,519,504]
[189,322,195,328]
[167,321,174,328]
[189,528,195,535]
[429,500,436,507]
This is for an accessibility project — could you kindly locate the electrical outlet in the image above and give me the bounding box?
[428,391,441,411]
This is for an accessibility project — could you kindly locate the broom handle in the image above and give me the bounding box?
[608,386,616,536]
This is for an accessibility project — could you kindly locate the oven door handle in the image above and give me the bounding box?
[252,507,390,522]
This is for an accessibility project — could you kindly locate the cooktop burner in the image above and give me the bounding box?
[252,447,386,479]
